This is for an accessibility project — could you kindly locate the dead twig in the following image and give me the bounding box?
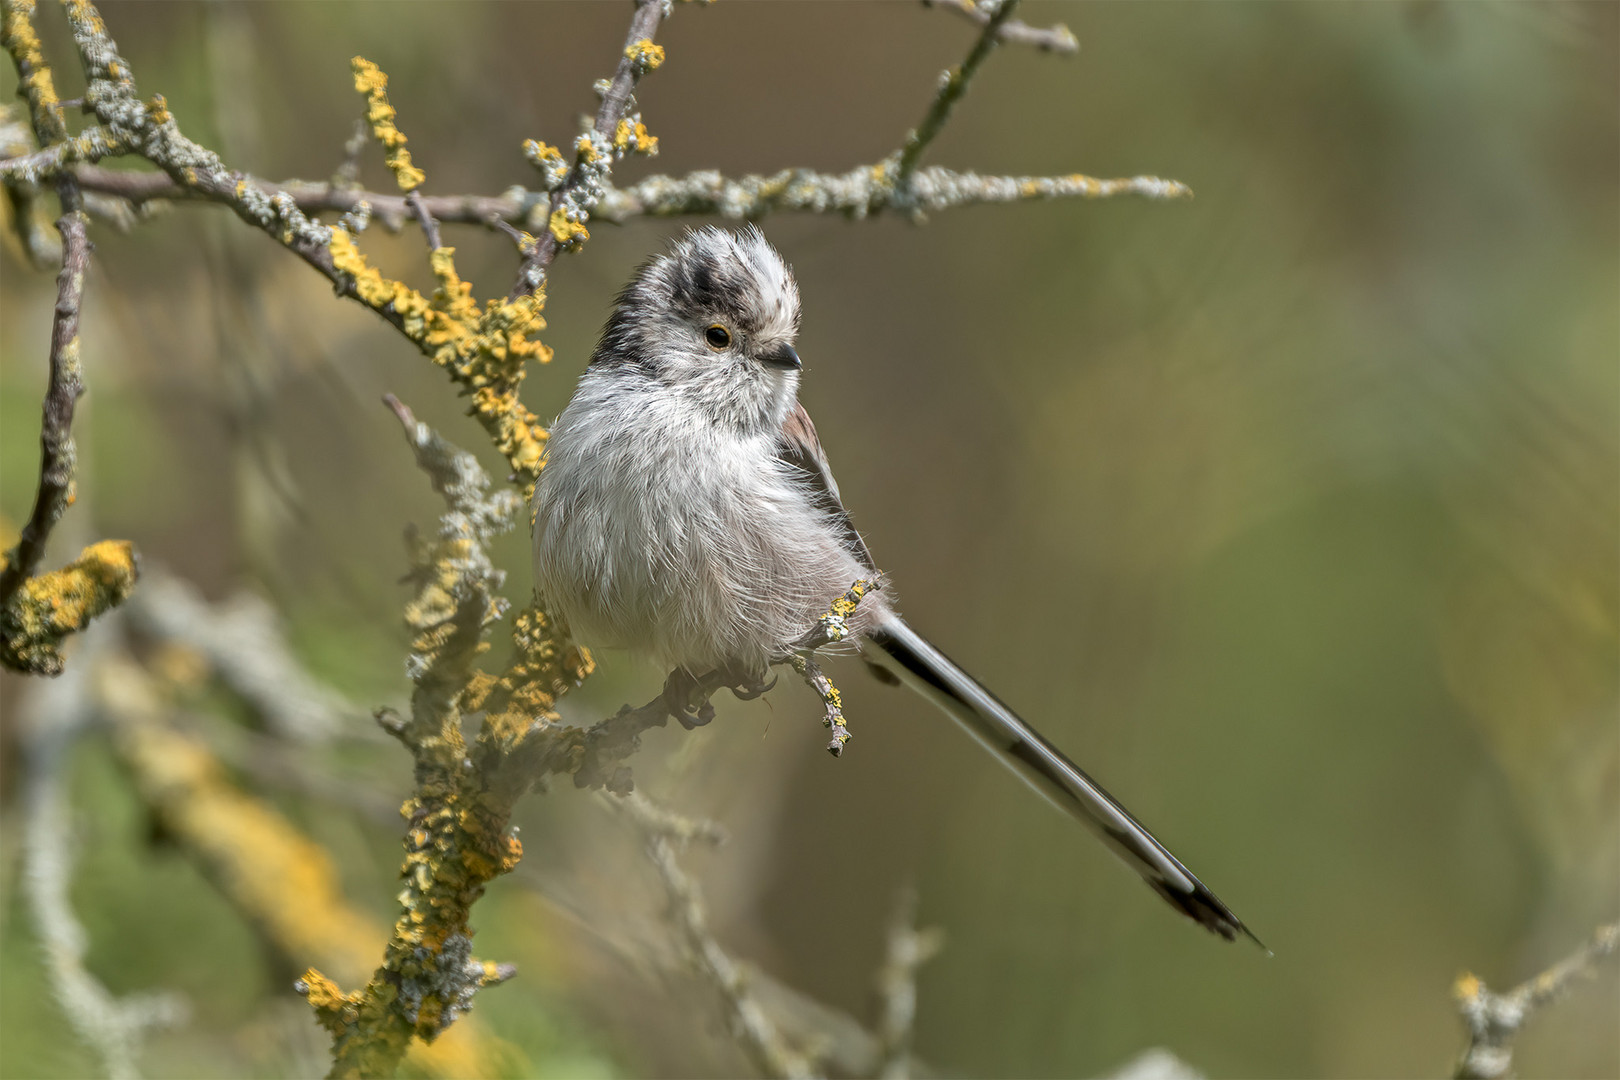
[1453,922,1620,1079]
[875,885,944,1079]
[921,0,1078,54]
[606,793,817,1080]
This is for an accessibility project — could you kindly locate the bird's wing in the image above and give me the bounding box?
[777,401,877,573]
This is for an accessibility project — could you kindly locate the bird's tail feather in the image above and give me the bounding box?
[863,615,1263,948]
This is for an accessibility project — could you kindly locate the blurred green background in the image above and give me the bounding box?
[2,2,1616,1077]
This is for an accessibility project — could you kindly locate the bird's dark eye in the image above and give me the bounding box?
[704,324,732,350]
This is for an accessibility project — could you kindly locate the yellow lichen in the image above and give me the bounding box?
[351,56,425,193]
[612,117,658,156]
[547,207,589,250]
[1,0,67,144]
[624,38,664,72]
[462,604,594,753]
[326,229,552,487]
[1,539,139,675]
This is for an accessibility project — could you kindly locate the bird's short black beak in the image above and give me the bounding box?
[761,343,802,371]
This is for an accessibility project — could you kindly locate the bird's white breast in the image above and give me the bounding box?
[533,368,868,675]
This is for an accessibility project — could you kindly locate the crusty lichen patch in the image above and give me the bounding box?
[326,228,552,489]
[1,539,138,675]
[351,57,424,193]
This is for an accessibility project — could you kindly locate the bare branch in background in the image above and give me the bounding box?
[875,886,945,1080]
[921,0,1078,53]
[606,793,818,1080]
[126,569,362,742]
[18,628,188,1080]
[1453,922,1620,1080]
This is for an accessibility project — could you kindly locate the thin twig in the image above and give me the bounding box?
[874,885,944,1080]
[0,125,122,182]
[897,0,1022,183]
[0,175,90,607]
[921,0,1077,54]
[791,655,853,756]
[510,0,669,298]
[1453,922,1620,1079]
[405,188,442,251]
[609,795,817,1080]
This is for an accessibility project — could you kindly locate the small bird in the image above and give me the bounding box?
[534,226,1258,944]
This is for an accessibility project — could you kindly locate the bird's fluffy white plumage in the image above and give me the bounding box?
[533,227,882,675]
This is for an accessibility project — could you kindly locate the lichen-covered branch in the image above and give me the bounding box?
[19,631,187,1080]
[598,164,1191,221]
[0,3,141,672]
[921,0,1078,53]
[1,539,138,675]
[1452,922,1620,1079]
[783,578,880,756]
[95,654,514,1079]
[510,0,668,297]
[0,180,97,613]
[65,160,1189,233]
[296,398,590,1078]
[36,9,559,489]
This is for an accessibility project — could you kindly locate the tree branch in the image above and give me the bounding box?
[897,0,1021,183]
[511,0,670,298]
[1453,922,1620,1079]
[606,793,818,1080]
[875,885,944,1080]
[921,0,1078,55]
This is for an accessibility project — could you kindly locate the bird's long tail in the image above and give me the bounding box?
[863,615,1263,947]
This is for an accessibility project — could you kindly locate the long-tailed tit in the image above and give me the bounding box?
[534,227,1258,944]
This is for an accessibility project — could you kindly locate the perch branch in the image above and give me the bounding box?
[785,578,880,755]
[1453,922,1620,1079]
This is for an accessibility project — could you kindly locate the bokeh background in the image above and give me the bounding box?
[2,2,1616,1077]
